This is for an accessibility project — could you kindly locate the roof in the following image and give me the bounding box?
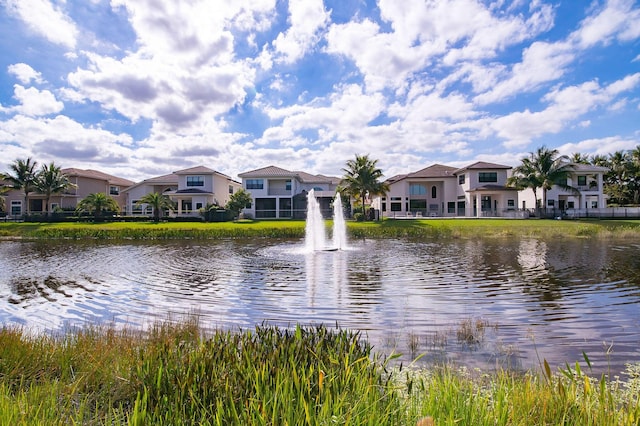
[62,168,134,187]
[386,164,457,183]
[238,165,339,183]
[569,163,609,172]
[173,188,212,194]
[174,166,217,175]
[454,161,511,174]
[238,165,297,178]
[121,173,179,193]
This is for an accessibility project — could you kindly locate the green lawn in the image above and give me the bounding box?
[2,218,640,239]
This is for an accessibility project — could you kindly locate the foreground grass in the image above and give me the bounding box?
[1,321,639,425]
[2,218,640,240]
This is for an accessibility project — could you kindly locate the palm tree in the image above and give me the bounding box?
[0,177,9,213]
[4,158,38,215]
[76,193,120,220]
[570,153,591,164]
[605,150,630,205]
[508,146,577,213]
[135,192,174,222]
[34,162,74,218]
[225,189,253,220]
[340,154,389,219]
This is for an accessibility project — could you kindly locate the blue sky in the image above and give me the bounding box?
[0,0,639,181]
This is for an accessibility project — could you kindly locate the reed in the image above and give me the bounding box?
[1,321,638,425]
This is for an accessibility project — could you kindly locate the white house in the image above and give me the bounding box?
[238,165,340,219]
[454,161,520,217]
[380,162,519,218]
[518,163,609,213]
[124,166,241,217]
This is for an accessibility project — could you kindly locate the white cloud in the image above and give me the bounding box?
[7,63,44,84]
[557,136,639,157]
[3,0,78,48]
[0,85,63,116]
[571,0,640,48]
[492,74,640,147]
[272,0,330,64]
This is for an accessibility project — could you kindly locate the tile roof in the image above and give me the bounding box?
[62,168,134,187]
[174,166,217,174]
[387,164,457,183]
[238,165,339,183]
[454,161,511,174]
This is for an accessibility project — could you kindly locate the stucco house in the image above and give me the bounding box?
[238,165,340,219]
[2,168,133,217]
[380,161,520,218]
[123,166,241,217]
[454,161,520,217]
[518,163,609,213]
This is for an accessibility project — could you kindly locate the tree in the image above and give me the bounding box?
[340,154,389,219]
[34,162,74,218]
[3,158,38,215]
[76,193,120,220]
[570,153,591,164]
[225,189,253,220]
[508,146,577,212]
[135,192,174,222]
[0,176,9,213]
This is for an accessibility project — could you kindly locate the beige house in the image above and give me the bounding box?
[380,161,520,218]
[2,168,133,217]
[123,166,241,217]
[238,165,340,219]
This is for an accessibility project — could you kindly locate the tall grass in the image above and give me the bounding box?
[2,218,640,240]
[1,321,638,425]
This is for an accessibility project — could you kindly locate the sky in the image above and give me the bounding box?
[0,0,639,182]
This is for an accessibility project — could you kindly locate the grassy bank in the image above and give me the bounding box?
[0,321,638,425]
[2,218,640,240]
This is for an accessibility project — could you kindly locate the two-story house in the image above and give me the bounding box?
[518,163,609,213]
[454,161,520,217]
[2,168,133,216]
[238,166,340,219]
[124,166,241,217]
[381,164,459,218]
[380,161,520,218]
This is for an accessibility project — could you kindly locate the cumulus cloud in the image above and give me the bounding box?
[0,85,64,116]
[3,0,78,48]
[7,63,44,84]
[272,0,330,64]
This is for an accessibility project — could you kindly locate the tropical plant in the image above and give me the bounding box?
[507,146,577,212]
[3,158,38,215]
[0,180,9,213]
[34,162,74,218]
[76,193,120,220]
[225,189,253,219]
[340,154,389,219]
[135,192,175,222]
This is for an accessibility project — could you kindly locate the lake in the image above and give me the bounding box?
[1,237,639,376]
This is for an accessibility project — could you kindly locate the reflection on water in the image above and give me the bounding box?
[0,237,639,375]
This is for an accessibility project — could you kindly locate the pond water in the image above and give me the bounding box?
[1,237,639,376]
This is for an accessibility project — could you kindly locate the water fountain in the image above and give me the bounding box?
[304,189,347,252]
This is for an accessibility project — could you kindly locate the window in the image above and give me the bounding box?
[479,172,497,182]
[182,200,192,212]
[568,201,575,208]
[391,197,401,201]
[431,186,437,198]
[10,201,22,216]
[507,199,515,208]
[285,180,292,191]
[109,186,120,195]
[458,174,465,184]
[187,176,204,187]
[409,184,426,195]
[577,176,587,186]
[196,203,203,210]
[591,201,598,208]
[229,185,234,194]
[547,199,555,206]
[51,203,59,211]
[410,200,426,210]
[246,179,264,189]
[390,202,402,211]
[447,202,456,213]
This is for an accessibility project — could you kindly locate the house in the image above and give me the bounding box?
[381,164,459,218]
[380,161,520,218]
[454,161,520,217]
[2,168,133,217]
[123,166,241,217]
[518,163,609,212]
[237,165,340,219]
